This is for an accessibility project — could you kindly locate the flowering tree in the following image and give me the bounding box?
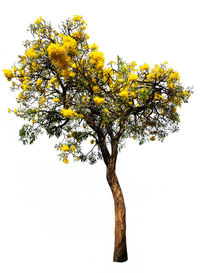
[3,16,192,262]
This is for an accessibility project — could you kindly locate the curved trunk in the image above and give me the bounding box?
[106,160,128,262]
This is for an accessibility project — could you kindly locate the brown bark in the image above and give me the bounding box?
[106,158,128,262]
[94,130,127,262]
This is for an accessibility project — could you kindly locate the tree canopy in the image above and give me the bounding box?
[3,15,192,165]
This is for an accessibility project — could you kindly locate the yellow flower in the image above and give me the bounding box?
[18,92,24,100]
[3,69,13,81]
[168,83,174,89]
[71,63,77,69]
[8,108,11,113]
[94,97,104,105]
[69,71,76,77]
[62,69,70,80]
[70,145,76,152]
[154,93,164,100]
[37,78,43,86]
[90,43,98,51]
[31,62,37,70]
[40,96,45,104]
[25,46,37,59]
[19,69,25,77]
[53,98,60,103]
[72,31,82,39]
[61,145,70,152]
[82,95,86,101]
[13,66,17,73]
[130,92,136,98]
[47,43,65,59]
[63,157,69,164]
[34,16,42,24]
[49,78,57,84]
[90,139,95,144]
[182,91,191,100]
[92,86,99,93]
[89,51,104,70]
[119,90,129,99]
[72,15,83,21]
[169,71,180,81]
[47,43,69,69]
[62,36,77,54]
[146,73,155,81]
[61,108,77,118]
[128,74,138,82]
[140,63,149,71]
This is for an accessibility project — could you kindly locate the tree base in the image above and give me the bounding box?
[113,250,128,262]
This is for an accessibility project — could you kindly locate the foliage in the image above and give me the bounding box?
[3,15,192,165]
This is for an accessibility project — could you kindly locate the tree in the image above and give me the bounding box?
[3,15,192,262]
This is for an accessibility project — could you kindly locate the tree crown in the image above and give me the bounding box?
[3,16,192,165]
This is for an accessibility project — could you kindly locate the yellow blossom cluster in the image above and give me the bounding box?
[89,51,105,70]
[128,74,138,82]
[53,97,60,103]
[119,90,129,99]
[3,69,13,81]
[140,63,149,71]
[182,91,191,100]
[36,78,43,86]
[20,77,30,91]
[92,86,99,93]
[40,96,45,104]
[72,15,83,22]
[61,108,78,118]
[146,73,155,81]
[61,145,70,151]
[154,93,165,101]
[60,144,76,156]
[168,71,180,81]
[25,46,37,59]
[94,97,105,105]
[49,78,57,85]
[47,43,71,69]
[63,158,69,164]
[90,43,98,51]
[62,36,77,54]
[108,61,189,108]
[34,16,42,25]
[17,92,26,100]
[71,145,76,152]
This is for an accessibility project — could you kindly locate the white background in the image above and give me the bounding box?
[0,0,200,272]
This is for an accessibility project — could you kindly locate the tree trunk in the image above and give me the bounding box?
[106,160,128,262]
